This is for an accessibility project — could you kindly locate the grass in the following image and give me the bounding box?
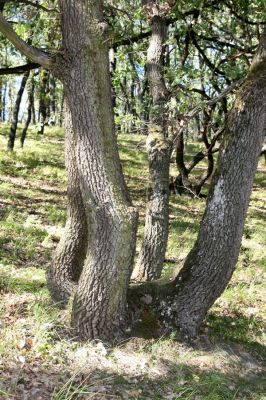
[0,123,265,399]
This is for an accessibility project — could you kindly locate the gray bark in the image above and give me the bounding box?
[134,29,266,337]
[46,101,88,305]
[58,0,138,340]
[132,12,171,281]
[20,72,34,148]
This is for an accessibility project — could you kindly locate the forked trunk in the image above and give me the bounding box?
[131,30,266,337]
[58,0,138,340]
[46,102,88,305]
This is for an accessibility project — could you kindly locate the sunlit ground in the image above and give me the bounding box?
[0,124,265,399]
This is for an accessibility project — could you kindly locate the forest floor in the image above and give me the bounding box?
[0,124,265,400]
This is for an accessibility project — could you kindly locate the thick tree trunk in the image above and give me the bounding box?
[132,13,171,281]
[58,0,138,340]
[132,30,266,337]
[7,70,29,150]
[46,101,88,305]
[20,73,34,148]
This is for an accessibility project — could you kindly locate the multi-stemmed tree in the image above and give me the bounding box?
[0,0,265,340]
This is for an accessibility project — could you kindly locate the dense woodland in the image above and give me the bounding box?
[0,1,265,399]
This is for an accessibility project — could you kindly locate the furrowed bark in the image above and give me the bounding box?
[131,29,266,337]
[46,101,88,305]
[59,0,138,340]
[132,9,172,282]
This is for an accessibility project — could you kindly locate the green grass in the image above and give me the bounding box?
[0,123,265,399]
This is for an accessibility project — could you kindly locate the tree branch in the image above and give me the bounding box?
[172,79,242,146]
[186,78,243,118]
[4,0,57,12]
[0,12,55,68]
[190,30,231,84]
[0,62,40,75]
[224,1,266,26]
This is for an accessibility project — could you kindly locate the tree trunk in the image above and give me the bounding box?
[46,100,88,305]
[31,72,37,125]
[131,30,266,337]
[2,80,7,121]
[132,12,171,281]
[50,75,56,124]
[58,0,138,340]
[7,70,29,150]
[59,91,64,127]
[37,69,49,134]
[20,73,34,148]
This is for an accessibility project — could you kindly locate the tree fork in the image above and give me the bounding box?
[130,28,266,338]
[46,103,88,306]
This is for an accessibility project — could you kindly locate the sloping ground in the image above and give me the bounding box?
[0,124,265,400]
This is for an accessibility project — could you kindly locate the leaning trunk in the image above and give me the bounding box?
[7,70,29,150]
[20,72,34,148]
[156,30,266,336]
[58,0,138,340]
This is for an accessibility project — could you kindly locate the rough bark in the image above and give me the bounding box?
[7,70,29,150]
[132,12,171,282]
[58,0,138,340]
[46,101,88,305]
[131,29,266,337]
[20,72,34,148]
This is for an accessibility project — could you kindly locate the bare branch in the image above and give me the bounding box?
[186,78,243,118]
[0,12,55,68]
[5,0,58,12]
[172,79,242,146]
[0,62,39,75]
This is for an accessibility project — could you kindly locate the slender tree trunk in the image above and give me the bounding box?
[47,100,88,305]
[131,30,266,337]
[132,11,171,281]
[2,80,7,121]
[59,91,64,127]
[57,0,138,340]
[38,69,49,134]
[20,73,34,148]
[7,70,29,150]
[50,75,56,124]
